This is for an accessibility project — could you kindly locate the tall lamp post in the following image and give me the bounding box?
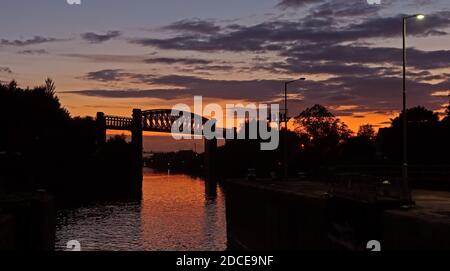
[283,78,306,179]
[402,14,425,203]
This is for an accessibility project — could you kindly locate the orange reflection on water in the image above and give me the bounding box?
[140,171,226,251]
[55,171,226,251]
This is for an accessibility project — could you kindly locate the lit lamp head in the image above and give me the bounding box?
[416,14,425,20]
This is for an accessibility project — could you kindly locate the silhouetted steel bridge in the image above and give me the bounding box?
[97,109,210,134]
[96,109,218,182]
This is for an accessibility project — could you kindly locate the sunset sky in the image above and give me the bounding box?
[1,0,449,139]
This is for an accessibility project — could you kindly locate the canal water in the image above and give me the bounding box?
[55,170,227,251]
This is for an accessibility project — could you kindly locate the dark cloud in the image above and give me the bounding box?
[162,19,221,34]
[131,11,450,52]
[249,43,450,78]
[71,71,284,101]
[0,67,12,74]
[324,94,356,102]
[1,36,64,46]
[81,31,121,43]
[83,69,133,82]
[71,68,450,118]
[348,12,450,38]
[177,64,235,73]
[132,20,322,52]
[143,57,235,74]
[308,75,450,113]
[74,4,450,118]
[306,0,384,18]
[283,44,450,71]
[252,60,399,77]
[416,73,450,82]
[62,53,145,63]
[63,54,219,68]
[17,49,49,55]
[144,57,213,65]
[64,88,186,99]
[277,0,323,8]
[131,33,273,52]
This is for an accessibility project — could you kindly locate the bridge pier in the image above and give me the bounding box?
[132,109,143,185]
[204,138,217,184]
[96,112,106,145]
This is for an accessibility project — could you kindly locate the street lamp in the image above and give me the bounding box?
[283,77,306,179]
[402,14,424,203]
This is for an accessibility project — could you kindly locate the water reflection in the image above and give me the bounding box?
[205,179,218,201]
[55,171,226,251]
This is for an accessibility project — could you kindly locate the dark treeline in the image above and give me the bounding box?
[0,80,140,205]
[215,104,450,190]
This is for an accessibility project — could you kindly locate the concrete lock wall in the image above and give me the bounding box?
[0,215,15,249]
[225,181,329,250]
[0,191,55,251]
[383,210,450,250]
[225,180,450,251]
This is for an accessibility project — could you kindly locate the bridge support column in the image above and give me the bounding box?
[204,137,217,185]
[132,109,143,186]
[96,112,106,146]
[132,109,144,190]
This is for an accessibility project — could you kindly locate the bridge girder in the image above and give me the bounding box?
[104,109,210,134]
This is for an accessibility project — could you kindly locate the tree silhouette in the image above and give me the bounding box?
[341,124,377,162]
[378,106,444,163]
[292,104,352,173]
[357,124,376,140]
[45,77,56,95]
[391,106,439,127]
[0,80,140,202]
[442,99,450,124]
[294,104,352,148]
